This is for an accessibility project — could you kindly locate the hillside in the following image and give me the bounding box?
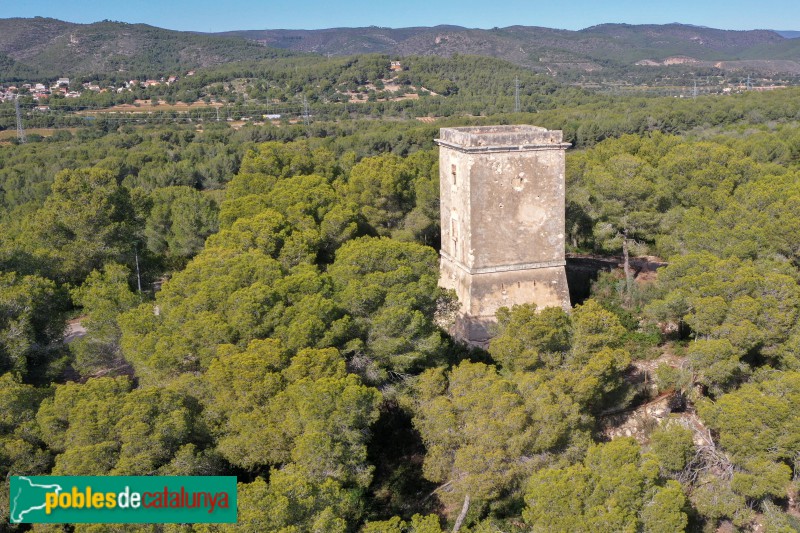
[0,17,296,78]
[3,17,800,82]
[0,52,42,80]
[219,23,800,74]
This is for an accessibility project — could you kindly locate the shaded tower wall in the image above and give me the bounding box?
[436,125,571,346]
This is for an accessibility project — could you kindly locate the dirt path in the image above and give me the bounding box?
[64,317,87,344]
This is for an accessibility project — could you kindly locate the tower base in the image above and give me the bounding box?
[440,257,571,347]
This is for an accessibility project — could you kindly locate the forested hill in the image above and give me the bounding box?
[0,17,296,78]
[0,52,40,80]
[217,22,800,73]
[3,93,800,530]
[4,17,800,79]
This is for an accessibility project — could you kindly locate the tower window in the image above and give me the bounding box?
[451,164,457,184]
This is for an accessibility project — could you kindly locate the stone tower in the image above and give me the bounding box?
[436,125,571,346]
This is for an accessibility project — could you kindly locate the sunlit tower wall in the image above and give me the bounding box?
[436,125,572,346]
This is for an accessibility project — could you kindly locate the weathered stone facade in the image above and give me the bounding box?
[436,125,571,345]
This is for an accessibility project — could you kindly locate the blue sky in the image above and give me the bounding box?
[1,0,798,32]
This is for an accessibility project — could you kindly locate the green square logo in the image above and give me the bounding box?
[9,476,237,524]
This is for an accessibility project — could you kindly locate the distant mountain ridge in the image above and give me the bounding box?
[217,22,800,74]
[1,17,800,79]
[0,17,295,79]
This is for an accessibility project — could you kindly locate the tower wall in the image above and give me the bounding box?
[437,125,571,346]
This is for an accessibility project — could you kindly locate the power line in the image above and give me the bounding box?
[14,95,26,144]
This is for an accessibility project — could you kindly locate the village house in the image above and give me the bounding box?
[2,86,19,101]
